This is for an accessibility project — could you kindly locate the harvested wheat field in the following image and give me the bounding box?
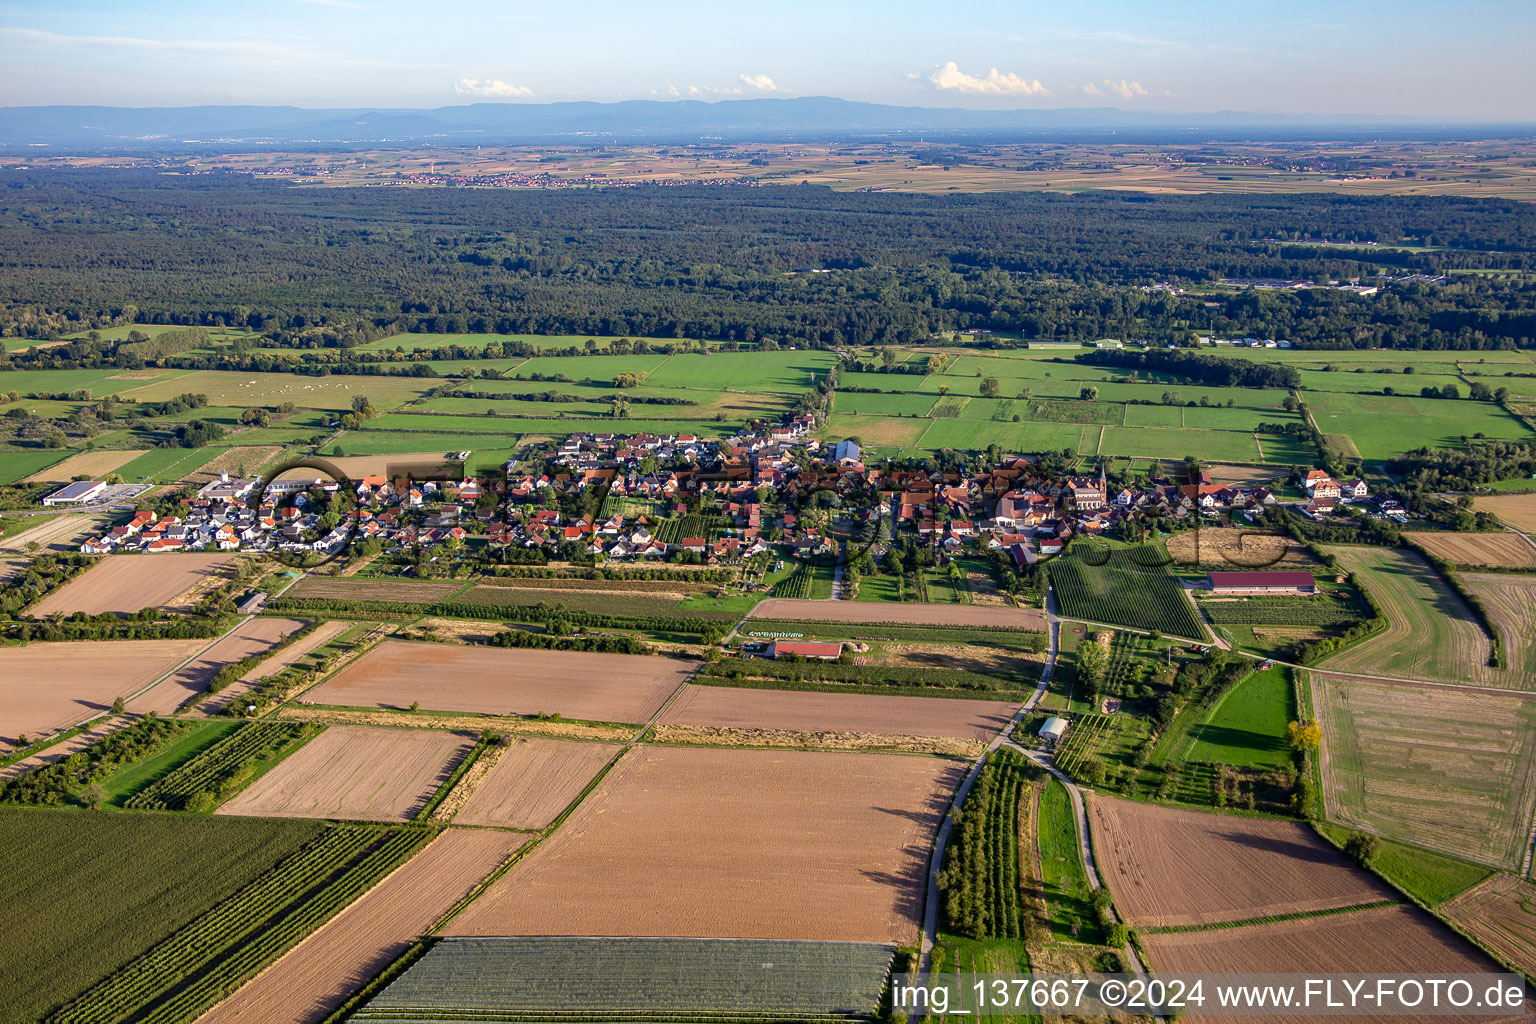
[1461,573,1536,680]
[660,684,1018,740]
[219,725,473,821]
[1163,528,1311,568]
[1313,672,1536,870]
[30,552,236,617]
[0,639,207,749]
[453,737,621,829]
[1441,874,1536,978]
[128,617,308,713]
[1087,794,1392,928]
[1143,905,1516,1024]
[287,576,466,604]
[444,745,962,943]
[1415,531,1536,568]
[0,513,104,553]
[21,448,148,483]
[305,641,696,724]
[1475,494,1536,533]
[199,827,522,1024]
[749,598,1046,629]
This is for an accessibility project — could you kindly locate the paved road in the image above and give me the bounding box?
[917,590,1060,977]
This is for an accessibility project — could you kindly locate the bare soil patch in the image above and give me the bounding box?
[129,617,308,713]
[30,553,236,618]
[750,598,1046,629]
[0,639,207,749]
[444,745,963,944]
[314,452,467,478]
[861,640,1045,677]
[1142,905,1514,1024]
[1087,794,1393,928]
[304,641,696,724]
[1415,531,1536,568]
[287,576,466,603]
[21,448,148,483]
[454,737,621,829]
[963,570,1009,607]
[1203,463,1284,488]
[661,684,1017,740]
[197,619,351,714]
[1164,528,1311,569]
[1475,494,1536,534]
[218,725,473,821]
[1441,873,1536,978]
[198,828,522,1024]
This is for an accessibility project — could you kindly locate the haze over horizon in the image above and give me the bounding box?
[2,0,1533,122]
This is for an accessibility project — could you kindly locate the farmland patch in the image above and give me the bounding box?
[1414,531,1536,568]
[1474,494,1536,533]
[1440,874,1536,978]
[29,552,236,618]
[129,616,308,713]
[20,448,148,483]
[453,737,621,829]
[1086,794,1392,928]
[304,640,696,723]
[1460,573,1536,680]
[444,745,962,943]
[749,597,1046,630]
[217,725,473,821]
[660,684,1019,740]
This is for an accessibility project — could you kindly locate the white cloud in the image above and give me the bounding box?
[928,61,1047,96]
[1103,79,1149,100]
[454,78,533,99]
[739,73,778,92]
[1081,82,1104,97]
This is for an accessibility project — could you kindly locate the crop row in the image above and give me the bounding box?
[1048,549,1205,639]
[1200,595,1363,627]
[1053,714,1109,776]
[125,723,315,811]
[50,825,433,1024]
[772,564,814,599]
[938,748,1035,940]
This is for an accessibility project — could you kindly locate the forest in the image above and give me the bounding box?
[2,169,1536,351]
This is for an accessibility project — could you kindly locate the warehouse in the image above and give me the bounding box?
[42,480,107,506]
[1206,571,1317,595]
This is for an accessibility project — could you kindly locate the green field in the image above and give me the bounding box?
[1183,667,1293,769]
[1306,392,1535,461]
[1315,822,1491,907]
[0,809,323,1024]
[100,721,241,806]
[1036,779,1100,944]
[0,449,71,485]
[117,371,436,411]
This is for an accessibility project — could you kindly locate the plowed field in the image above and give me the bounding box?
[31,553,236,617]
[196,620,352,714]
[453,737,620,829]
[749,598,1046,629]
[0,639,207,749]
[1441,874,1536,978]
[660,685,1018,740]
[1142,905,1515,1024]
[287,577,466,603]
[304,641,696,724]
[1086,794,1393,927]
[217,725,473,821]
[443,745,962,943]
[197,828,522,1024]
[128,617,307,713]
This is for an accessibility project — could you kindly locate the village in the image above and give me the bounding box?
[54,420,1387,570]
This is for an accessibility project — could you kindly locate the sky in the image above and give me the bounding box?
[1,0,1533,120]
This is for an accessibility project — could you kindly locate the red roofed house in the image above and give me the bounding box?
[1207,571,1317,595]
[767,640,843,660]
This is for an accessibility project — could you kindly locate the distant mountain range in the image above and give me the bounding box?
[1,98,1529,151]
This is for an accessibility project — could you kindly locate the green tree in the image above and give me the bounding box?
[1080,386,1099,401]
[979,376,1000,398]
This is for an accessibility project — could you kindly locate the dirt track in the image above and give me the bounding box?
[218,725,473,821]
[31,553,236,617]
[1087,793,1394,928]
[749,598,1046,629]
[660,684,1019,740]
[444,745,962,944]
[196,828,521,1024]
[305,641,698,724]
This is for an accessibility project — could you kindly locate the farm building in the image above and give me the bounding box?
[1207,571,1317,595]
[767,640,843,660]
[42,480,107,506]
[1040,717,1068,743]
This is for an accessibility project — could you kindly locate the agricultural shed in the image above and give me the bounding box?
[1207,571,1316,594]
[768,640,843,660]
[1040,717,1068,743]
